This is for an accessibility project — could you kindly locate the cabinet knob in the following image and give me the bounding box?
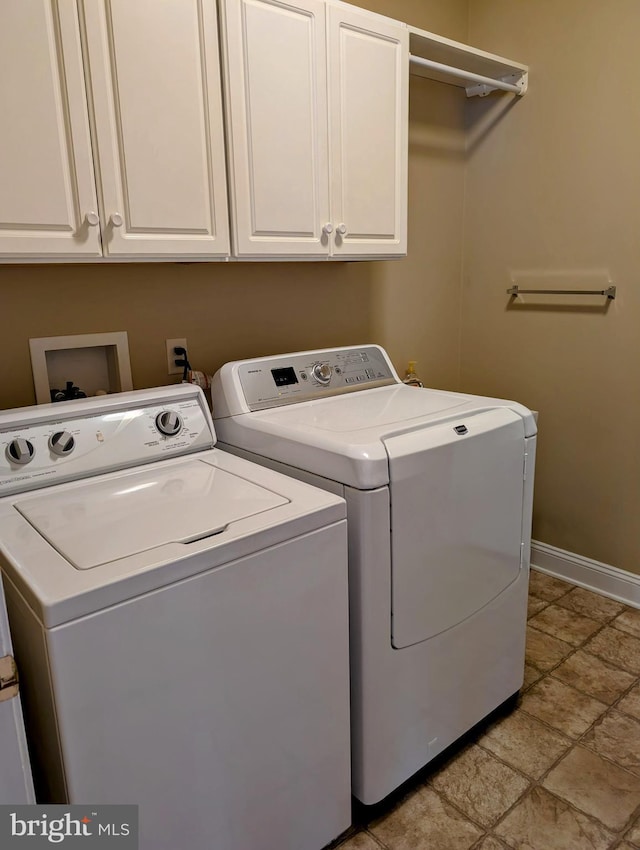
[85,211,100,227]
[336,223,347,235]
[322,223,334,235]
[110,212,124,227]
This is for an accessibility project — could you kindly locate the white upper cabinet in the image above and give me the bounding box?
[81,0,230,257]
[0,0,102,258]
[221,0,408,258]
[327,3,408,257]
[0,0,230,261]
[221,0,330,257]
[2,0,408,263]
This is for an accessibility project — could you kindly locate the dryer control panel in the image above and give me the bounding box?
[237,346,398,411]
[0,385,215,497]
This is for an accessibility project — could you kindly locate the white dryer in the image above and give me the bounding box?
[211,345,537,805]
[0,384,351,850]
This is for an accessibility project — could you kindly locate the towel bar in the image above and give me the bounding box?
[507,285,616,300]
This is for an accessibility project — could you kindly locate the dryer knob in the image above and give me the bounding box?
[7,438,35,465]
[156,410,183,437]
[49,431,75,456]
[311,362,333,385]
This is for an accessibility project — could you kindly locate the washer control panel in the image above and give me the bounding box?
[238,346,398,411]
[0,387,214,497]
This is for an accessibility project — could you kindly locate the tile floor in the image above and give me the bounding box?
[337,570,640,850]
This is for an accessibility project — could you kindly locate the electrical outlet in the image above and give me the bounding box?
[166,338,187,375]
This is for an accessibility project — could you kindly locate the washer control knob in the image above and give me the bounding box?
[49,431,75,456]
[312,362,333,385]
[156,410,183,437]
[7,438,35,465]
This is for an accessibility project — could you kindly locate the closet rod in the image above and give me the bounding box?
[409,54,523,94]
[507,285,617,300]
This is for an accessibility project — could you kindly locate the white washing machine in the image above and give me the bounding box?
[211,345,537,805]
[0,384,351,850]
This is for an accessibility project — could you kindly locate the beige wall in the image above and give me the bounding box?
[464,0,640,573]
[0,0,467,411]
[353,0,468,390]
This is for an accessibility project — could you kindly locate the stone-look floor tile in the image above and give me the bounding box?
[525,626,574,671]
[556,587,626,622]
[543,746,640,831]
[527,596,547,619]
[582,710,640,777]
[430,744,529,828]
[369,785,482,850]
[522,663,543,691]
[586,627,640,675]
[478,709,570,779]
[617,843,637,850]
[618,683,640,721]
[625,818,640,845]
[520,676,607,738]
[528,604,601,647]
[337,831,382,850]
[553,650,636,704]
[528,571,573,602]
[613,608,640,639]
[495,786,615,850]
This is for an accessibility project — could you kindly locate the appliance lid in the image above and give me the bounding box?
[254,384,470,432]
[215,384,536,490]
[15,458,289,570]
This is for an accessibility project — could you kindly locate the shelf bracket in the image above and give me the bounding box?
[465,71,528,98]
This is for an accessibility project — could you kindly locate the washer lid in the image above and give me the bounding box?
[16,459,289,570]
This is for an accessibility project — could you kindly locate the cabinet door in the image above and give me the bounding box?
[327,3,408,257]
[0,0,101,259]
[81,0,230,258]
[221,0,330,257]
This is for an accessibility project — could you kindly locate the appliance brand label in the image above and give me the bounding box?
[0,806,138,847]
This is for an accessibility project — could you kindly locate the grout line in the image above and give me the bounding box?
[362,828,390,850]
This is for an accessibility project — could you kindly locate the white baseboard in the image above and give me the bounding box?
[531,541,640,610]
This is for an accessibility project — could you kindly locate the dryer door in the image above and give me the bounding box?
[385,408,526,649]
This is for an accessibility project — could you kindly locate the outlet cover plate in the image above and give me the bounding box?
[166,338,187,375]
